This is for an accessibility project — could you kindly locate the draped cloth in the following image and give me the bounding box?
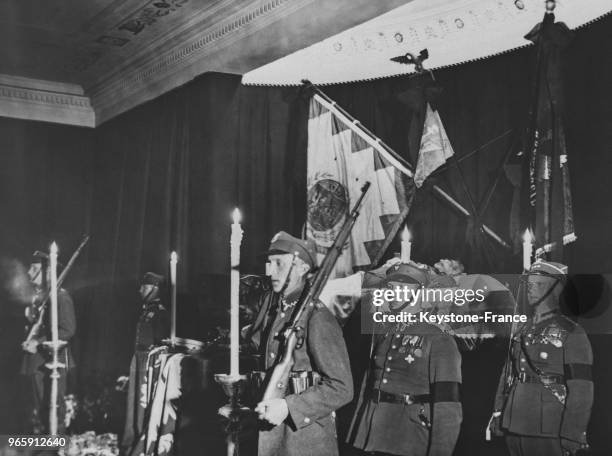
[122,346,169,455]
[126,352,184,456]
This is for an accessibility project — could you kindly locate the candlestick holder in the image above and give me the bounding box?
[215,373,253,456]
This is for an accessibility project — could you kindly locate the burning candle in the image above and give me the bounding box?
[522,229,533,272]
[170,252,177,343]
[401,227,412,263]
[230,208,243,377]
[49,242,59,345]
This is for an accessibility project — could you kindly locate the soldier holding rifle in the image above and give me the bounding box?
[244,231,353,456]
[20,251,76,434]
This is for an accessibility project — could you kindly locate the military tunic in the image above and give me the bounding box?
[248,289,353,456]
[347,322,462,456]
[134,300,169,351]
[494,311,593,454]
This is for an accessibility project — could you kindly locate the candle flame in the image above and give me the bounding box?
[50,242,58,254]
[232,208,241,224]
[170,251,178,262]
[401,226,411,242]
[522,229,533,243]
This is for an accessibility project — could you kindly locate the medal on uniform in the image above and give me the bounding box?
[405,354,415,364]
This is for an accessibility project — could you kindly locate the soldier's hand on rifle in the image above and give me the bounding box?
[255,398,289,426]
[22,340,39,354]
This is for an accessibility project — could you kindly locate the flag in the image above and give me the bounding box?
[413,103,455,187]
[306,93,414,279]
[508,13,576,259]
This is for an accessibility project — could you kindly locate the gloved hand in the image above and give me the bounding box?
[485,411,502,440]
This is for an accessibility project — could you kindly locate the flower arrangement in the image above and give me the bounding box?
[61,431,118,456]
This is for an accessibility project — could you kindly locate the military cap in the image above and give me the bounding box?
[529,260,568,282]
[383,262,429,287]
[264,231,318,270]
[142,272,164,286]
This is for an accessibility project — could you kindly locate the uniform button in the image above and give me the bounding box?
[274,332,279,337]
[270,353,275,358]
[304,417,310,424]
[385,367,391,372]
[388,356,392,361]
[520,358,526,362]
[520,367,525,371]
[391,345,397,349]
[280,312,286,318]
[396,334,401,338]
[382,379,388,384]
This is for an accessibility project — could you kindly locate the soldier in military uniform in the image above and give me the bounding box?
[21,253,76,433]
[122,272,169,453]
[134,272,169,351]
[347,263,462,456]
[490,260,593,456]
[245,231,353,456]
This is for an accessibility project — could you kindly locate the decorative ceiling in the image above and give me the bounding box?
[243,0,612,86]
[0,0,414,127]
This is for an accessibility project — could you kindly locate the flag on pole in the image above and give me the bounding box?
[306,93,415,278]
[413,103,455,188]
[507,14,576,259]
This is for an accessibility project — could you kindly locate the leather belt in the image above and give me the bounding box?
[369,388,430,405]
[517,372,564,384]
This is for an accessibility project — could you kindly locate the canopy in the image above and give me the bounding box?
[242,0,612,86]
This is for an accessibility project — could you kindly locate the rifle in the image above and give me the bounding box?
[23,235,90,346]
[261,182,370,401]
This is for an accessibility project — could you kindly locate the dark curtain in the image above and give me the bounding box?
[0,119,93,432]
[0,14,611,453]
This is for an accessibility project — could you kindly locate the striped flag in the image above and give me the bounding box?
[306,94,415,278]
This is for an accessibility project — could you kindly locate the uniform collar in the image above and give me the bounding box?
[533,306,560,324]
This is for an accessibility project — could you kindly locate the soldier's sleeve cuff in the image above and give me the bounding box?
[285,394,314,430]
[560,429,588,444]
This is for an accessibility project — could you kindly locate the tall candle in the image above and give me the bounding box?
[49,242,59,345]
[522,229,533,272]
[49,242,59,435]
[401,227,412,263]
[170,252,177,342]
[230,208,243,377]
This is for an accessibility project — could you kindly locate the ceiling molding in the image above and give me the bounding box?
[90,0,312,124]
[0,75,94,127]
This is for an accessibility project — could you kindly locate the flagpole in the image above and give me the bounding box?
[302,80,511,251]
